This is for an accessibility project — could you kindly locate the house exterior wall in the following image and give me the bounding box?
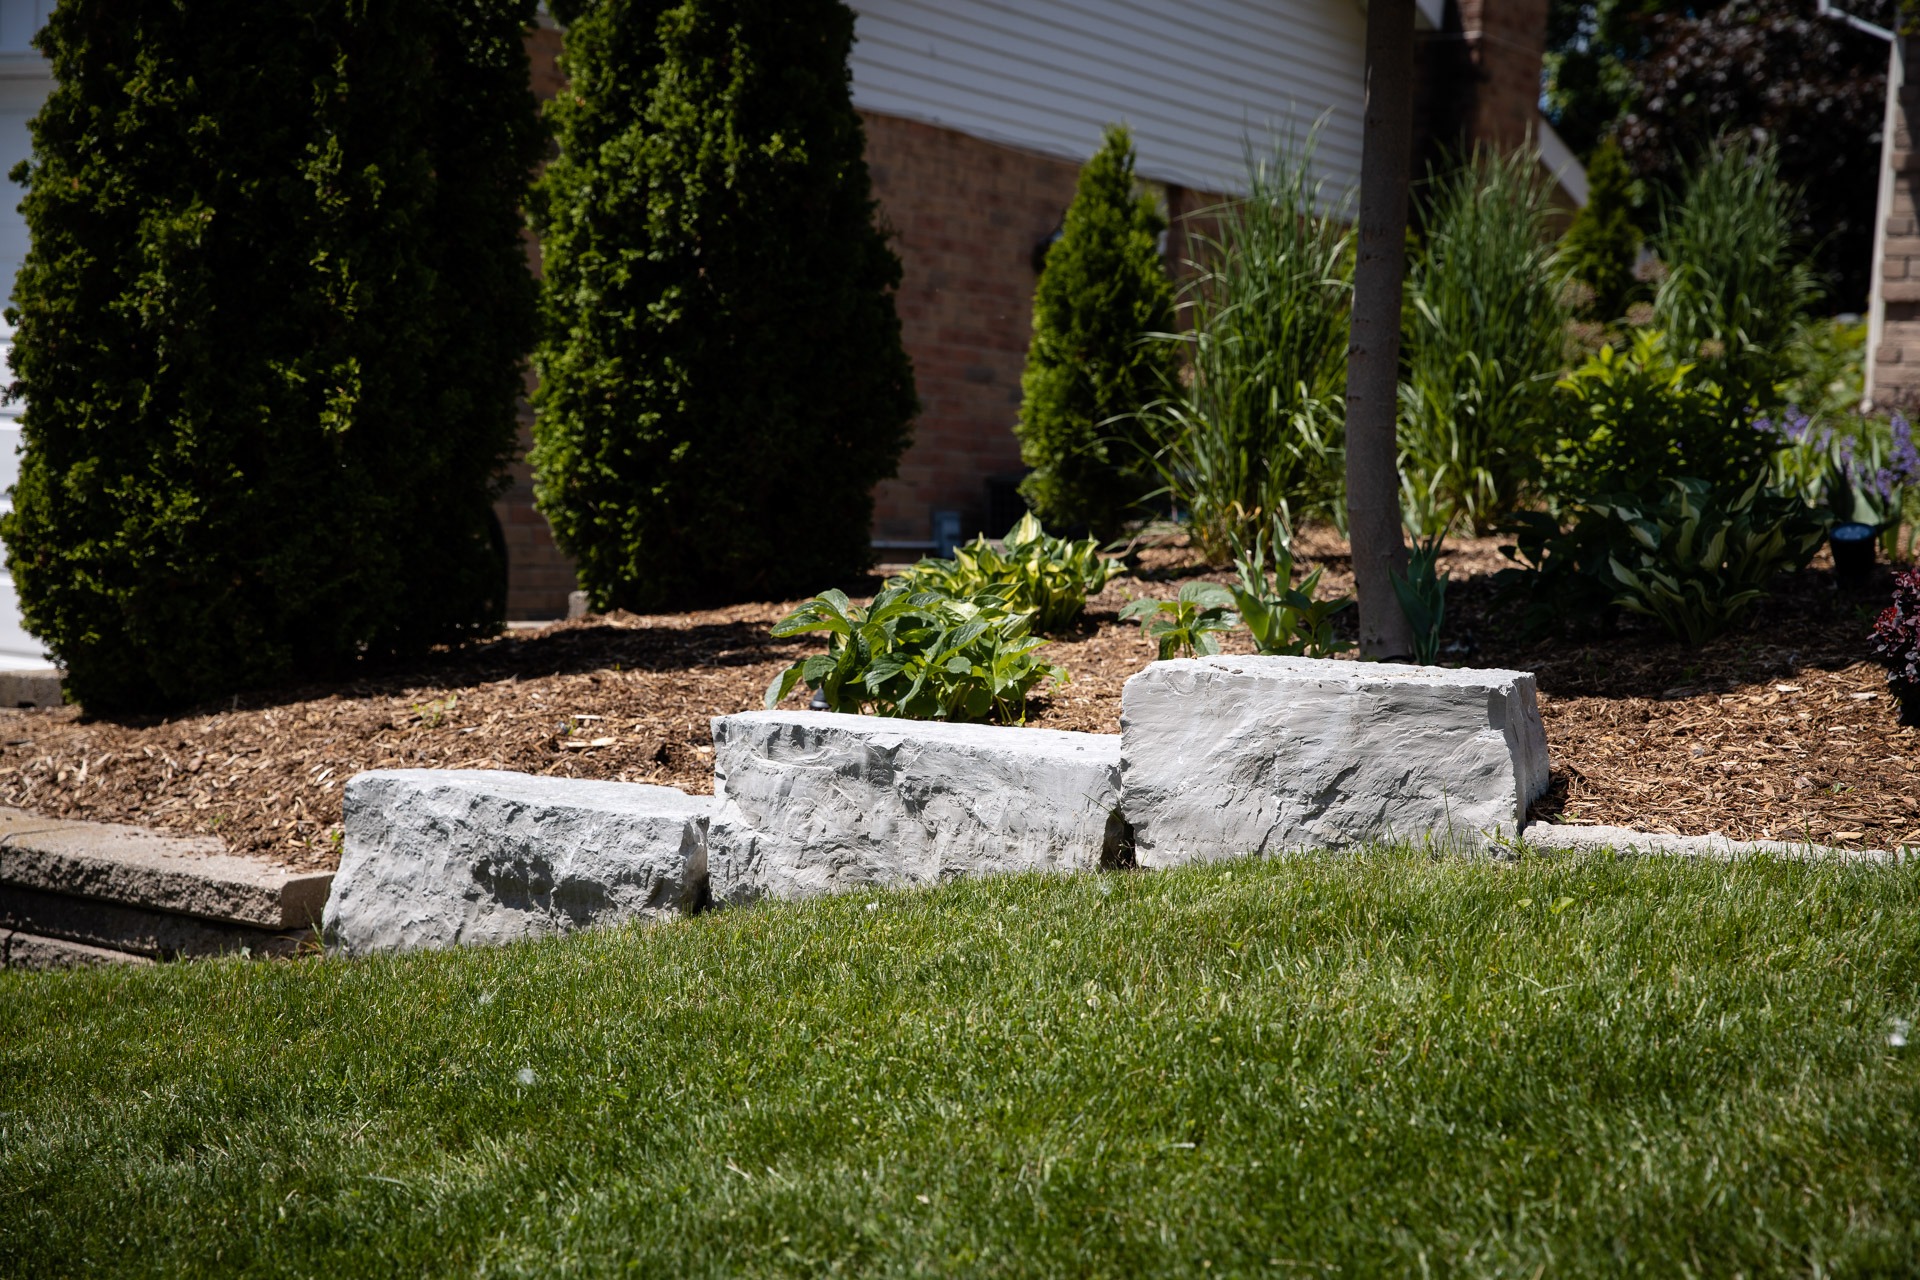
[1870,40,1920,411]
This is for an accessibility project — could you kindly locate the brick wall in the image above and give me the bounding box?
[1450,0,1550,153]
[1872,42,1920,410]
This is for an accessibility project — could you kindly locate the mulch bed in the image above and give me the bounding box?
[0,531,1911,871]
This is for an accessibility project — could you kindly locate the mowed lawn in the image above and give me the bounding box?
[3,850,1918,1277]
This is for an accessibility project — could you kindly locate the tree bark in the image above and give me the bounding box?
[1344,0,1416,660]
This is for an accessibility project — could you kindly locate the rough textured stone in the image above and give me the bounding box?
[1,929,151,969]
[0,668,62,709]
[1521,822,1901,864]
[0,884,307,960]
[325,770,713,956]
[0,808,332,928]
[1120,656,1550,865]
[707,711,1123,904]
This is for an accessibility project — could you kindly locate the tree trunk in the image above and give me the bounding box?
[1344,0,1416,660]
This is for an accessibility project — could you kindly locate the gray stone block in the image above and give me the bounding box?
[0,808,332,928]
[0,884,308,960]
[1,929,151,969]
[324,770,713,956]
[1521,822,1900,863]
[0,667,62,709]
[1120,656,1550,865]
[707,711,1123,905]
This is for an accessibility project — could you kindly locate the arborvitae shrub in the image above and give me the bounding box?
[1560,138,1641,320]
[2,1,541,713]
[1016,126,1178,539]
[531,0,917,610]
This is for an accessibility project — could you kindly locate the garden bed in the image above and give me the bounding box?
[0,530,1910,871]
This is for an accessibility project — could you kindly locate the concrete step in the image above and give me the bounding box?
[0,884,310,961]
[0,808,332,929]
[1,928,152,969]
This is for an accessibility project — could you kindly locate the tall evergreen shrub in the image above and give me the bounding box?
[1016,126,1178,540]
[531,0,916,609]
[2,1,541,712]
[1561,138,1640,321]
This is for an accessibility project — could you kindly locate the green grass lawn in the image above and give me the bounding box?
[4,850,1918,1278]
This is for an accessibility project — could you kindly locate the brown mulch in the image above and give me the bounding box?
[0,531,1912,871]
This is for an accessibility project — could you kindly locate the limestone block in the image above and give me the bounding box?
[707,711,1123,904]
[1522,822,1898,864]
[0,808,332,928]
[0,884,307,960]
[325,770,713,956]
[1120,656,1549,864]
[1,929,151,969]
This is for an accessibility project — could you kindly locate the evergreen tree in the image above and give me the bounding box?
[531,0,917,609]
[1016,126,1178,540]
[1,0,541,712]
[1561,138,1641,320]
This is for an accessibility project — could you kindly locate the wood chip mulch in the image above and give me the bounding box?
[0,532,1911,871]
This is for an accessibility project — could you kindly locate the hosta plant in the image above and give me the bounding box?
[765,586,1065,724]
[1602,477,1827,646]
[891,513,1121,632]
[1870,565,1920,726]
[1121,582,1239,659]
[1227,525,1351,658]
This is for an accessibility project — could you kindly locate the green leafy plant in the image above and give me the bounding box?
[1389,533,1449,665]
[1121,582,1239,659]
[1559,138,1641,321]
[1227,524,1352,658]
[891,513,1121,632]
[1016,125,1180,539]
[0,0,541,712]
[1600,478,1828,646]
[1761,408,1920,560]
[1652,139,1819,417]
[531,0,917,610]
[1547,329,1769,502]
[765,586,1065,723]
[1398,146,1571,535]
[1142,135,1353,561]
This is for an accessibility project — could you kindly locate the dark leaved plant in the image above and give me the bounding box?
[1871,566,1920,726]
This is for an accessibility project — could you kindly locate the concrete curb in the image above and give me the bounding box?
[1519,821,1905,864]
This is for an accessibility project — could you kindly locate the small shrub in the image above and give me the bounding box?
[1016,125,1179,539]
[1121,583,1238,659]
[1399,146,1570,535]
[532,0,917,609]
[1389,533,1449,665]
[1143,137,1352,560]
[1560,139,1642,322]
[1,0,541,712]
[1601,478,1827,646]
[1227,525,1351,658]
[765,586,1064,723]
[1547,330,1767,501]
[890,514,1120,632]
[1870,565,1920,725]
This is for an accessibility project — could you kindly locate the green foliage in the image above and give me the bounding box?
[1121,581,1238,659]
[1600,478,1826,645]
[1016,126,1179,539]
[1389,533,1449,665]
[0,0,540,712]
[1560,139,1642,320]
[1780,317,1866,423]
[531,0,917,610]
[1652,140,1819,416]
[765,586,1063,723]
[890,513,1121,633]
[8,854,1920,1275]
[1546,329,1769,501]
[1400,147,1571,535]
[1143,138,1352,561]
[1227,524,1351,658]
[1763,408,1920,561]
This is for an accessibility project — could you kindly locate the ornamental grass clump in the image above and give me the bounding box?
[532,0,916,609]
[1,0,542,712]
[1871,565,1920,725]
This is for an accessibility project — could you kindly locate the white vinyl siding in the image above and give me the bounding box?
[847,0,1369,199]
